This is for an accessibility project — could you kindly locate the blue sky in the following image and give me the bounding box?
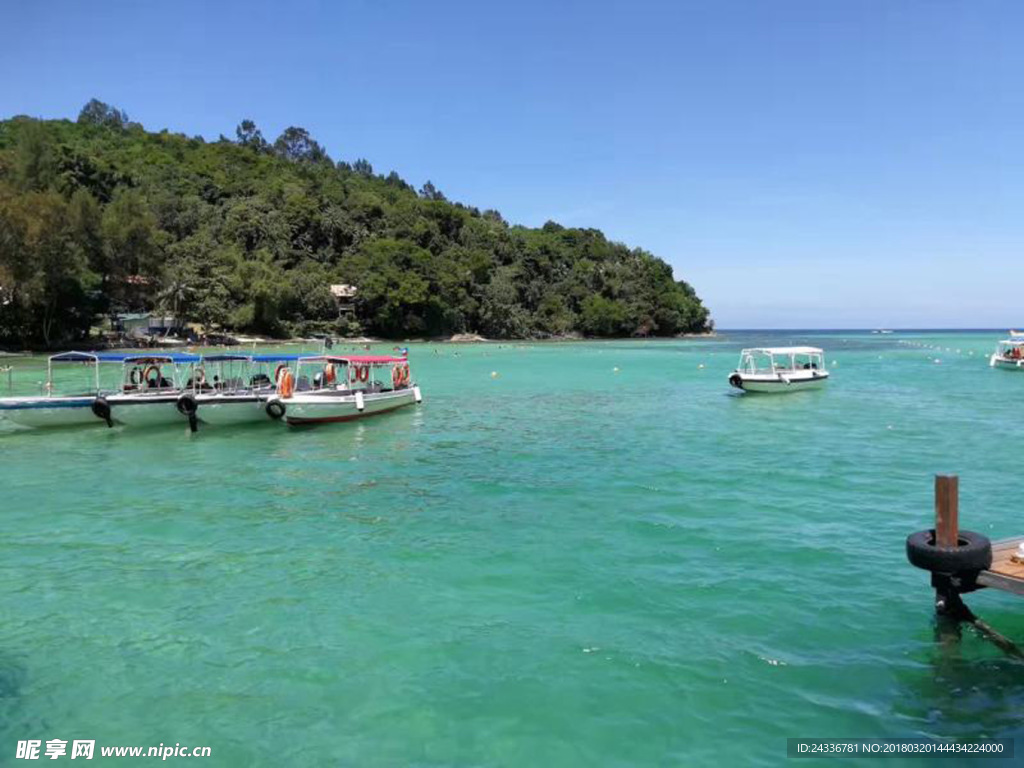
[2,0,1021,328]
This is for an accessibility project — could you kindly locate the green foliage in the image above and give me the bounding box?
[0,102,710,347]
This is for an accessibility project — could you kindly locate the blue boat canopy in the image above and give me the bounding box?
[50,351,202,364]
[200,353,309,363]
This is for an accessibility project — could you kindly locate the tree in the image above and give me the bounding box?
[419,181,446,201]
[77,99,129,128]
[273,126,330,164]
[352,158,373,177]
[235,119,268,152]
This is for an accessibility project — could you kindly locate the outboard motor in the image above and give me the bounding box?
[91,397,113,427]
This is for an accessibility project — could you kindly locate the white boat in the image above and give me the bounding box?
[989,339,1024,370]
[176,353,307,430]
[95,353,202,427]
[0,352,117,428]
[265,354,422,426]
[728,347,829,393]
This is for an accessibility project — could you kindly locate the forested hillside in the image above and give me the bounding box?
[0,100,710,347]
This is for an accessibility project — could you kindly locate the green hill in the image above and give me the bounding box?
[0,100,710,347]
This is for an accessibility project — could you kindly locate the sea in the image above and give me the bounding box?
[1,330,1022,766]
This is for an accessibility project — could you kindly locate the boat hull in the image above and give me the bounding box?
[106,395,186,427]
[194,394,273,426]
[0,397,102,428]
[990,355,1024,370]
[275,388,419,425]
[729,373,829,393]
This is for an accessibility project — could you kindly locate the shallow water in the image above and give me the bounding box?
[2,332,1023,765]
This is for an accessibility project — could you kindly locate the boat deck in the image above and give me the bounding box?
[977,538,1024,596]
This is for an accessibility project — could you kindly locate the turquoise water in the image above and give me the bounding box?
[2,332,1023,766]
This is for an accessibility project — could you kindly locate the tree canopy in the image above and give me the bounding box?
[0,102,711,347]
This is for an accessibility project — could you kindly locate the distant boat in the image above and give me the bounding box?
[728,347,829,393]
[990,339,1024,370]
[871,329,894,334]
[1010,330,1024,338]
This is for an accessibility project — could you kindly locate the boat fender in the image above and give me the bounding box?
[355,391,365,412]
[91,397,113,428]
[906,529,992,575]
[176,394,199,432]
[176,394,198,416]
[728,373,743,389]
[413,386,422,404]
[266,400,286,420]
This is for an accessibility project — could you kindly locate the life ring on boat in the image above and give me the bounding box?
[143,365,161,386]
[278,370,295,399]
[392,365,403,389]
[356,365,369,383]
[266,400,286,420]
[400,363,410,387]
[275,364,288,384]
[324,363,336,385]
[193,367,206,387]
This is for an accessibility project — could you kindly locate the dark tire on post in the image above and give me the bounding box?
[91,397,113,428]
[266,401,286,420]
[906,529,992,574]
[176,395,198,416]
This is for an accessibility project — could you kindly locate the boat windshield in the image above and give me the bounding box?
[738,349,825,374]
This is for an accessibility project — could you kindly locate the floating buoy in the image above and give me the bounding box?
[491,371,499,379]
[698,364,705,369]
[613,367,620,373]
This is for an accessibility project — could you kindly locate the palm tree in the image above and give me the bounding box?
[157,276,194,332]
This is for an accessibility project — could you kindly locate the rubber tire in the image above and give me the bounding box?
[176,394,198,416]
[728,373,743,390]
[91,397,113,427]
[906,529,992,574]
[266,401,286,420]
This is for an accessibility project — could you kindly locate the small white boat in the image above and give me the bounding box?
[176,353,307,430]
[265,354,422,426]
[990,339,1024,370]
[0,352,116,428]
[728,347,829,393]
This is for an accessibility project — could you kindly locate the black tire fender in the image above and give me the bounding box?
[906,529,992,574]
[728,373,743,389]
[91,397,113,427]
[176,394,198,416]
[266,401,286,420]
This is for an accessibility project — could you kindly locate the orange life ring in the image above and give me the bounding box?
[400,363,410,387]
[357,365,369,383]
[279,370,295,399]
[392,365,402,389]
[143,365,161,385]
[324,363,336,385]
[275,364,288,383]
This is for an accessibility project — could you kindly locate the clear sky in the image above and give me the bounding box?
[2,0,1021,328]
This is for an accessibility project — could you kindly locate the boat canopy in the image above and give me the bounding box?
[50,351,202,364]
[741,347,824,356]
[998,340,1024,347]
[299,354,408,365]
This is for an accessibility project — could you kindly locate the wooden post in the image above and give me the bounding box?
[935,475,959,547]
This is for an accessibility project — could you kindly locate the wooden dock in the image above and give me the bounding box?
[977,538,1024,597]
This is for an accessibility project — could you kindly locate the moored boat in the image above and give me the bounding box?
[728,347,829,393]
[989,339,1024,370]
[0,352,116,428]
[178,353,307,430]
[98,353,202,427]
[265,354,422,425]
